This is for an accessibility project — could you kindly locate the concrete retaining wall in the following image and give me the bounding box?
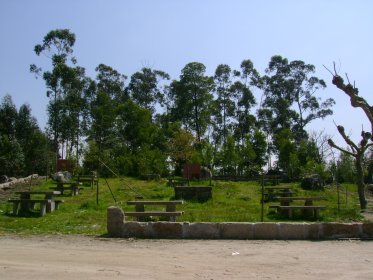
[107,206,373,240]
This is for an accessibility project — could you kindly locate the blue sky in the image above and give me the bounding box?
[1,0,372,145]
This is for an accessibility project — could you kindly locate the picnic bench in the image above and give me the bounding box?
[8,191,63,216]
[125,200,184,222]
[269,196,327,218]
[276,205,326,219]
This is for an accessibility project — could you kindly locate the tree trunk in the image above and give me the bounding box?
[355,156,367,209]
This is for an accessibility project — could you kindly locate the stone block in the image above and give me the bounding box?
[122,222,151,238]
[107,206,125,237]
[278,223,307,240]
[254,223,278,239]
[306,223,321,240]
[361,223,373,238]
[321,223,360,239]
[183,222,220,239]
[220,223,254,239]
[150,222,183,238]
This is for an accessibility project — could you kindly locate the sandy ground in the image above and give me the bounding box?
[0,235,373,279]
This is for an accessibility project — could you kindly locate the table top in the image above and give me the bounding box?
[264,186,292,190]
[16,191,61,195]
[277,196,326,201]
[127,200,184,205]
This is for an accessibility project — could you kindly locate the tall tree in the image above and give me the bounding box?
[0,94,18,137]
[128,67,170,115]
[88,64,127,166]
[212,64,236,146]
[31,29,89,166]
[259,56,334,142]
[168,62,214,142]
[232,59,258,144]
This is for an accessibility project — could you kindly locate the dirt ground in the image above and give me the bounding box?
[1,234,373,280]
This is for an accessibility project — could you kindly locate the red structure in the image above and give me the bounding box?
[57,159,73,172]
[182,163,201,179]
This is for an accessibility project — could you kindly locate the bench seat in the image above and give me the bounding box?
[277,205,326,218]
[8,199,51,216]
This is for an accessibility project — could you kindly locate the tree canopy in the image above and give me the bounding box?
[15,29,339,179]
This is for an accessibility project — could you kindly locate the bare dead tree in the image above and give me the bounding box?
[328,126,373,209]
[324,63,373,209]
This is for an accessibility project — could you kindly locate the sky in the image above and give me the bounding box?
[0,0,372,146]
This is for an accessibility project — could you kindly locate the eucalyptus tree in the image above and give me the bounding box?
[258,56,334,172]
[31,29,89,164]
[232,59,259,145]
[0,95,22,175]
[212,64,236,147]
[15,104,39,174]
[127,67,170,116]
[259,56,333,142]
[88,64,127,159]
[0,94,18,137]
[0,96,50,176]
[168,62,214,142]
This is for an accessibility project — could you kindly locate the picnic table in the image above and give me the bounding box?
[269,196,327,218]
[76,175,98,189]
[277,196,326,206]
[125,200,184,222]
[8,191,63,216]
[167,178,189,187]
[50,182,80,196]
[263,186,292,201]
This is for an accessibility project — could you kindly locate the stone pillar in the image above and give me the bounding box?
[107,206,125,237]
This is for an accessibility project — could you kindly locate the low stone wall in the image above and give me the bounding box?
[107,206,373,240]
[0,174,46,190]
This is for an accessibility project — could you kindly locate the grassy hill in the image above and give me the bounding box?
[0,177,364,235]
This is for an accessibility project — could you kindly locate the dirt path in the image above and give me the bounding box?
[1,235,373,279]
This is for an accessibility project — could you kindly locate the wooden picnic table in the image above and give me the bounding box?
[269,196,327,219]
[126,200,184,222]
[263,186,293,201]
[265,186,292,192]
[9,191,63,216]
[76,175,98,189]
[50,182,80,196]
[277,196,326,206]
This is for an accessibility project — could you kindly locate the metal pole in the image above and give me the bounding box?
[96,179,99,206]
[261,173,264,222]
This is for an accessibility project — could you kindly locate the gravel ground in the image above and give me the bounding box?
[1,234,373,279]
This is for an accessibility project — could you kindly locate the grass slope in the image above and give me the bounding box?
[0,178,364,235]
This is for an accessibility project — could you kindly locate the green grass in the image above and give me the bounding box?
[0,178,365,235]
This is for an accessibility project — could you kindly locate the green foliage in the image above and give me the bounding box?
[128,67,170,115]
[335,152,356,183]
[168,62,214,141]
[25,29,340,181]
[0,95,51,176]
[0,135,24,176]
[259,55,334,144]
